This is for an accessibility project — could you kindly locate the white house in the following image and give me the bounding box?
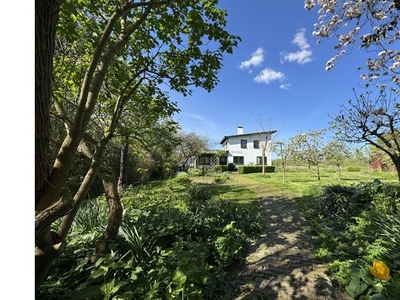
[220,125,277,166]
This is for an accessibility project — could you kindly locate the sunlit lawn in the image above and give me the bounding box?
[191,166,399,202]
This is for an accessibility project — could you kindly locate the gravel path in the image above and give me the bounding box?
[223,197,351,300]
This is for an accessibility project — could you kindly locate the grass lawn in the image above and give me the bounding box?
[191,166,399,202]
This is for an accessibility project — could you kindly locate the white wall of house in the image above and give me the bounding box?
[220,127,275,166]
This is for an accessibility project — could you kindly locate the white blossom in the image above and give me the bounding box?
[304,0,316,10]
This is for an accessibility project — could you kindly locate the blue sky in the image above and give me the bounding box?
[171,1,370,148]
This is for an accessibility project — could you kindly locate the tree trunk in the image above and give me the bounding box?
[117,141,129,193]
[58,142,107,239]
[35,0,60,204]
[337,163,342,181]
[35,0,62,292]
[393,156,400,184]
[91,172,123,262]
[262,147,266,175]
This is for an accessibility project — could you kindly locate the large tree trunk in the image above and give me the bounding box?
[35,0,62,292]
[35,0,60,204]
[91,172,123,262]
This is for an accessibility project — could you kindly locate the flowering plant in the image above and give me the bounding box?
[345,261,399,299]
[369,261,391,281]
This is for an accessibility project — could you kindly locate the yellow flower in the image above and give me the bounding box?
[369,261,391,280]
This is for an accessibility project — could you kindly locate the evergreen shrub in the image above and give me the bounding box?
[238,165,275,174]
[227,163,236,171]
[214,165,228,172]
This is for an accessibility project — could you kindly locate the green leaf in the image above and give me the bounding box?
[172,268,187,286]
[346,277,368,298]
[386,278,400,298]
[369,292,389,300]
[71,285,102,299]
[89,268,107,280]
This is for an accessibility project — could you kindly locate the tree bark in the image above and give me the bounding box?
[35,0,62,292]
[91,172,123,263]
[35,0,61,204]
[118,141,129,193]
[393,156,400,184]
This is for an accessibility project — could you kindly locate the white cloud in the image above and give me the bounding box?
[280,28,313,65]
[279,83,291,90]
[182,112,208,122]
[254,68,285,84]
[240,47,265,70]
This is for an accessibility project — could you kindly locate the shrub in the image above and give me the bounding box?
[227,163,236,171]
[188,168,203,176]
[213,173,230,184]
[72,197,109,232]
[183,184,219,212]
[172,172,191,184]
[38,180,265,300]
[347,166,361,172]
[213,165,228,173]
[311,181,400,299]
[214,222,246,267]
[238,166,262,174]
[237,166,276,174]
[265,166,276,173]
[214,165,222,173]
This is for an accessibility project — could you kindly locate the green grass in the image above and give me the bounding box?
[189,167,397,204]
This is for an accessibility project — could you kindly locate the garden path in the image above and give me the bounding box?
[222,196,352,299]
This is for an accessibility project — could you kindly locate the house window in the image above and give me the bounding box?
[241,139,247,148]
[256,156,267,165]
[253,140,260,149]
[233,156,244,165]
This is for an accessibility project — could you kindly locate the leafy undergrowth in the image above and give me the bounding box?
[38,177,264,299]
[298,180,400,299]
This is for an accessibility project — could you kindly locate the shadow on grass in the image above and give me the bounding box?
[222,196,350,300]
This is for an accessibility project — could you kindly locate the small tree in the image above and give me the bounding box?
[273,140,290,183]
[35,0,240,289]
[332,89,400,182]
[175,132,212,171]
[324,138,351,180]
[289,129,327,181]
[354,146,373,179]
[253,113,277,174]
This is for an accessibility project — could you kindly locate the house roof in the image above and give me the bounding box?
[219,130,277,144]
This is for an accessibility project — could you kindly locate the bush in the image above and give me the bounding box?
[237,165,275,174]
[172,172,191,184]
[188,168,203,176]
[227,163,237,171]
[238,166,262,174]
[213,173,230,184]
[214,165,228,172]
[183,184,219,212]
[39,180,265,300]
[265,166,276,173]
[310,181,400,299]
[347,166,361,172]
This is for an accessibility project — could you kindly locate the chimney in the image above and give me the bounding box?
[237,125,243,135]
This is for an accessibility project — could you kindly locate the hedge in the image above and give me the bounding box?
[214,165,228,172]
[238,165,276,174]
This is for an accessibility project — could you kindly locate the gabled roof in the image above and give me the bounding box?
[219,130,277,144]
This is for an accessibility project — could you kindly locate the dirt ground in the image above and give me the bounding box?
[222,197,352,300]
